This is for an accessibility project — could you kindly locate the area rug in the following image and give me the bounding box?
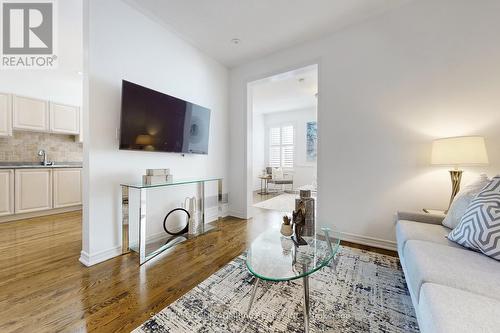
[253,193,297,212]
[133,246,418,333]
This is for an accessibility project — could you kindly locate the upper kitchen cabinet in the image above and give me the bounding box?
[0,93,12,137]
[13,95,49,132]
[49,102,80,135]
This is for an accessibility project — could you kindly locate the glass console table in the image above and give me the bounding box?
[246,226,340,333]
[121,177,223,265]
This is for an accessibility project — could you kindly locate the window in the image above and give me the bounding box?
[269,124,294,168]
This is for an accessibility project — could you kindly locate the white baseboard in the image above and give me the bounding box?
[79,246,122,267]
[227,210,247,219]
[340,232,397,251]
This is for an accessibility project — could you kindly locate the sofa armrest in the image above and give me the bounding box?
[397,211,446,225]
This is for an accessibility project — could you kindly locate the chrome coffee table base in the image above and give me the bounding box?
[302,275,310,332]
[246,278,260,315]
[247,275,311,333]
[245,227,340,333]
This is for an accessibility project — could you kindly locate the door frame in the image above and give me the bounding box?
[245,60,322,219]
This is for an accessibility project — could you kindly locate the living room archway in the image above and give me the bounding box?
[246,64,319,220]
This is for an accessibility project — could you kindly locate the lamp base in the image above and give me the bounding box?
[447,170,463,212]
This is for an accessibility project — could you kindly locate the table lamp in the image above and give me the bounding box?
[431,136,489,210]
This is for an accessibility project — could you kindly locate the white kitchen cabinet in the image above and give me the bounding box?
[50,102,80,135]
[13,95,49,132]
[0,93,12,137]
[15,169,52,214]
[53,168,82,208]
[0,170,14,216]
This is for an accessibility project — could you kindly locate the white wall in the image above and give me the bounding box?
[229,0,500,248]
[82,0,229,265]
[252,113,265,190]
[0,0,82,106]
[263,108,317,188]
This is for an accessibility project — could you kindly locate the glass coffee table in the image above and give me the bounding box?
[246,226,341,333]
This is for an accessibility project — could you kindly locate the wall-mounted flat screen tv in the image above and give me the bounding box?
[119,80,210,154]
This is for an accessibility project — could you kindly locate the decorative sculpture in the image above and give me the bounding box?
[295,190,315,237]
[163,208,190,235]
[292,201,308,246]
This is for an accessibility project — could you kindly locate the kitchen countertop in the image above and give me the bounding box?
[0,162,83,169]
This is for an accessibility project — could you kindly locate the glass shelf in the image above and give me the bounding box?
[121,177,223,189]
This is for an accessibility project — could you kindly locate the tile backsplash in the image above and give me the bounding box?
[0,132,83,162]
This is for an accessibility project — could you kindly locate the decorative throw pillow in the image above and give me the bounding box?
[442,174,490,229]
[448,176,500,260]
[272,167,283,180]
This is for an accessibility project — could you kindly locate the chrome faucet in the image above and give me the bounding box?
[37,149,52,166]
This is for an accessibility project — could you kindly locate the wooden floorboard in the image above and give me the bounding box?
[0,207,396,333]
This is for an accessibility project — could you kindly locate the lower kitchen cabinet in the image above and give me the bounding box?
[53,168,82,208]
[15,169,53,214]
[0,170,14,216]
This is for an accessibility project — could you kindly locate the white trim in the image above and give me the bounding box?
[227,210,247,219]
[245,61,321,220]
[340,232,397,251]
[79,246,122,267]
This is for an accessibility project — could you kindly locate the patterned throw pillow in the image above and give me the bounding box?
[442,174,490,229]
[448,176,500,260]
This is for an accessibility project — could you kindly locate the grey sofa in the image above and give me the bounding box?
[396,211,500,333]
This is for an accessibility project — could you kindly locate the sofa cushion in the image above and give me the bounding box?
[404,240,500,303]
[396,220,460,257]
[418,283,500,333]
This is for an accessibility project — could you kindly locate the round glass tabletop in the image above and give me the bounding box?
[246,226,341,282]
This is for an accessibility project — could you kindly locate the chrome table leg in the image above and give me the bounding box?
[138,188,147,265]
[121,185,130,254]
[303,275,310,333]
[247,278,260,315]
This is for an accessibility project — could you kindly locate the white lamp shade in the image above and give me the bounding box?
[431,136,489,166]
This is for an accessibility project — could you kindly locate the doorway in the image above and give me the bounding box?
[248,64,318,217]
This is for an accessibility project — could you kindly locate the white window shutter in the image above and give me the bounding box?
[270,127,281,146]
[269,146,281,167]
[268,124,294,168]
[281,125,294,145]
[282,146,294,168]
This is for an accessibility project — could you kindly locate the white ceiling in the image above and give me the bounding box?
[124,0,410,67]
[251,65,317,115]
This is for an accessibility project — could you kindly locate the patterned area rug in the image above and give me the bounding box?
[133,246,418,333]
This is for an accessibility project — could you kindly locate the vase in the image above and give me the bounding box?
[280,224,293,237]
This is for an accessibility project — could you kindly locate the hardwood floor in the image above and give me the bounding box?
[0,207,396,333]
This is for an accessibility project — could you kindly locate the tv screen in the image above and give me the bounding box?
[119,80,210,154]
